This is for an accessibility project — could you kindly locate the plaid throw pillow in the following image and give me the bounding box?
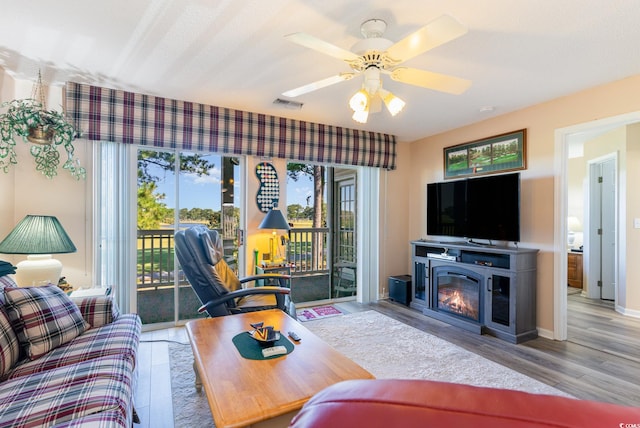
[72,296,120,328]
[0,275,18,305]
[0,306,20,377]
[4,285,90,360]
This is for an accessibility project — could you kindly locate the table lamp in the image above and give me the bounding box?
[258,207,290,264]
[0,215,77,286]
[567,216,582,248]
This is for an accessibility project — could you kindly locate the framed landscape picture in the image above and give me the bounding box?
[444,129,527,179]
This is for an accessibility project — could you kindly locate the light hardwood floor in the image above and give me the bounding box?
[134,327,189,428]
[133,293,640,427]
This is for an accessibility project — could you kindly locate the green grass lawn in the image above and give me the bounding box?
[493,152,520,165]
[470,154,491,166]
[448,159,468,171]
[137,247,176,276]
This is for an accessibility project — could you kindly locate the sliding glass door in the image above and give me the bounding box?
[285,164,359,303]
[332,172,357,299]
[136,149,241,325]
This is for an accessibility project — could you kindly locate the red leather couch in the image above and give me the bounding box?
[289,379,640,427]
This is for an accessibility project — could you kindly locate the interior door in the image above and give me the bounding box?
[599,158,616,300]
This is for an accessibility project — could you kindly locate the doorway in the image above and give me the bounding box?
[555,111,640,340]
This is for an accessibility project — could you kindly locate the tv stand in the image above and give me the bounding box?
[410,240,538,343]
[462,239,491,247]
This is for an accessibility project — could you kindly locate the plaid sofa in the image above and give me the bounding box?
[0,275,141,428]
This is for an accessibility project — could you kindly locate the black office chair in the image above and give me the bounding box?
[174,225,296,318]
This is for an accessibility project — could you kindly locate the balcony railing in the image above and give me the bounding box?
[137,227,331,290]
[287,227,330,275]
[137,229,186,291]
[136,227,336,324]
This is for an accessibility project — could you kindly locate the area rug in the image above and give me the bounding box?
[169,343,214,427]
[169,310,570,427]
[303,311,571,395]
[295,304,343,321]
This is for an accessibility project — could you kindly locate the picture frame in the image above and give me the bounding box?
[443,129,527,179]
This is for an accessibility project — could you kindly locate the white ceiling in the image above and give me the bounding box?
[2,0,640,142]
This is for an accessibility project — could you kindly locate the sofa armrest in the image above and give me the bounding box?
[72,296,120,328]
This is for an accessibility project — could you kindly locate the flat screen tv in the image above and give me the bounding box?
[427,172,520,242]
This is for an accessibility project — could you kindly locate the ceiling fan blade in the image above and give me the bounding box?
[390,67,471,94]
[285,32,360,62]
[386,14,468,64]
[282,73,356,97]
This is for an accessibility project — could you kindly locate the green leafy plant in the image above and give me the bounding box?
[0,98,86,179]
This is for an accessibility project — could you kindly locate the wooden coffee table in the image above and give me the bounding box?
[186,309,374,428]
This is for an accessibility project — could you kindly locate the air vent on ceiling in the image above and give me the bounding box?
[273,98,303,110]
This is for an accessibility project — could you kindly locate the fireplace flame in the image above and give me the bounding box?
[447,291,466,313]
[439,290,479,320]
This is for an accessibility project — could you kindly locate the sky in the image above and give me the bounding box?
[150,155,315,210]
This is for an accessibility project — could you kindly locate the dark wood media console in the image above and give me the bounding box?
[411,240,539,343]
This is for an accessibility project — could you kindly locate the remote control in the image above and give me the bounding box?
[262,345,287,358]
[288,331,301,341]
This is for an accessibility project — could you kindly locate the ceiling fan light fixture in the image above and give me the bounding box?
[352,108,369,123]
[349,89,369,112]
[380,89,406,116]
[283,14,470,119]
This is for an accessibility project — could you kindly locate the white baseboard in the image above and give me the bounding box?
[536,327,554,340]
[615,305,640,319]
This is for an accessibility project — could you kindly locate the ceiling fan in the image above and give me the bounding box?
[282,15,471,123]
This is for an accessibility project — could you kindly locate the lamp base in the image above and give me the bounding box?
[15,255,62,287]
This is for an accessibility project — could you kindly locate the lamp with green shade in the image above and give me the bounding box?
[0,215,77,286]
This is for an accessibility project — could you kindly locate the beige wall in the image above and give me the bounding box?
[0,71,16,243]
[625,123,640,311]
[0,71,93,288]
[567,144,587,249]
[399,74,640,334]
[379,142,412,294]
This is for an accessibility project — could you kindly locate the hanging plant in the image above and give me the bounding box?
[0,98,85,179]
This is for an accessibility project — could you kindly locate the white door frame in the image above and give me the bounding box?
[553,111,640,340]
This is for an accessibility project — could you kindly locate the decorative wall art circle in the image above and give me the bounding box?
[255,162,280,212]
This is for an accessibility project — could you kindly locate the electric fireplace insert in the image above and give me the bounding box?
[431,265,483,324]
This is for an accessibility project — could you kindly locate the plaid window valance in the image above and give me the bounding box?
[65,82,397,170]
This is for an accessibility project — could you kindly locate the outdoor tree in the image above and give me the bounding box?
[287,163,325,226]
[137,182,170,229]
[178,208,219,228]
[287,163,325,269]
[301,205,317,220]
[137,150,214,184]
[287,204,305,221]
[137,150,215,228]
